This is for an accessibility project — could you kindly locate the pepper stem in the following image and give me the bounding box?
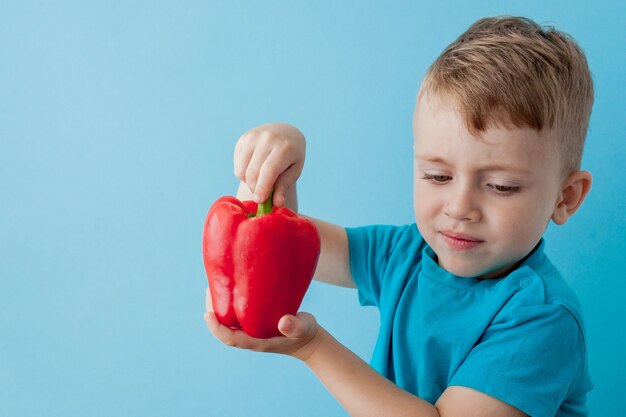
[256,188,274,216]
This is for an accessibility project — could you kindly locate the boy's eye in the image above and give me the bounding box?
[422,174,452,183]
[488,184,522,195]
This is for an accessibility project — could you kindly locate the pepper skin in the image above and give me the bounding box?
[202,194,321,339]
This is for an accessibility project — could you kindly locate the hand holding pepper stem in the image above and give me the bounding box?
[233,122,305,211]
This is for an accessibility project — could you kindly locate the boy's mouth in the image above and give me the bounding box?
[439,231,484,250]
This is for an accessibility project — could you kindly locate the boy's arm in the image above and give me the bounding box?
[302,327,440,417]
[305,216,354,288]
[301,328,528,417]
[204,300,527,417]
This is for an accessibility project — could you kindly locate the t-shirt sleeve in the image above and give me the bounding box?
[345,224,415,307]
[449,304,587,417]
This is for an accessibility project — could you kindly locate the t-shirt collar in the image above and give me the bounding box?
[421,239,546,289]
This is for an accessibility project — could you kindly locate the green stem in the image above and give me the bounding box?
[256,188,274,216]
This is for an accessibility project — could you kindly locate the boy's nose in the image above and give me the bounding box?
[443,183,481,222]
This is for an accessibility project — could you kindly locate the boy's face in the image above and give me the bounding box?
[412,93,564,279]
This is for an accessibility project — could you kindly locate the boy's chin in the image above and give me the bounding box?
[438,258,515,280]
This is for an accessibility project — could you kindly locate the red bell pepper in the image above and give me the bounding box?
[202,191,321,339]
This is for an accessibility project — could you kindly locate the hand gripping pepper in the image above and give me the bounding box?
[202,190,321,338]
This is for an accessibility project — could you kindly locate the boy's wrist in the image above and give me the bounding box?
[290,324,327,363]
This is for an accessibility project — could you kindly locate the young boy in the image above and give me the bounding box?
[204,16,594,417]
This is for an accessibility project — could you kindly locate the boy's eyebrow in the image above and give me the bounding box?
[415,155,532,174]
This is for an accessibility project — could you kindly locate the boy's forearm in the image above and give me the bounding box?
[303,328,440,417]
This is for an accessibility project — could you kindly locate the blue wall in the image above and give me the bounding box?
[1,1,623,416]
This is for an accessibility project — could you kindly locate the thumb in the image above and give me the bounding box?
[278,312,317,339]
[272,163,301,208]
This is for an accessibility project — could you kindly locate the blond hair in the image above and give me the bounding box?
[420,16,594,175]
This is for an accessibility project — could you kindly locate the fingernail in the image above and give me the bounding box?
[253,194,261,203]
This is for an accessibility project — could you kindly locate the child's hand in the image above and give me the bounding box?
[234,123,306,208]
[204,287,321,361]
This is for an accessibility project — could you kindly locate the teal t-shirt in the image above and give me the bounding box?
[346,223,592,417]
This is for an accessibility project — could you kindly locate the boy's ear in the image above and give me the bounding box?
[552,170,592,225]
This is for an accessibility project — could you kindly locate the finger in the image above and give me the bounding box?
[204,311,240,347]
[203,311,265,350]
[254,149,293,205]
[272,182,289,208]
[278,312,317,339]
[233,135,254,182]
[245,146,273,199]
[272,162,302,208]
[205,286,214,312]
[204,311,221,334]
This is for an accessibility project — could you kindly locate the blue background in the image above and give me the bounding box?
[1,1,624,416]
